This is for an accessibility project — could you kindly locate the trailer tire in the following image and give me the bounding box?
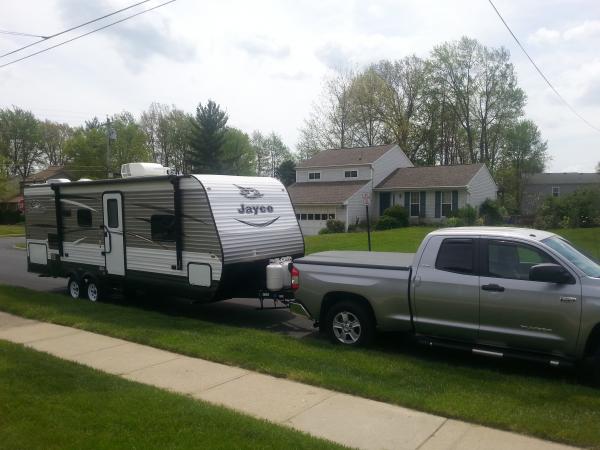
[85,279,101,302]
[67,276,84,300]
[325,301,374,347]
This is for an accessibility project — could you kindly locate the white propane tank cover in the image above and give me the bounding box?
[121,162,170,178]
[266,263,285,291]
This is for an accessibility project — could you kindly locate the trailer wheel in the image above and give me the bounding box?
[67,276,84,300]
[86,280,101,302]
[325,301,374,347]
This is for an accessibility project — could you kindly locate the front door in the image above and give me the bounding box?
[478,239,581,357]
[102,193,125,276]
[379,192,391,215]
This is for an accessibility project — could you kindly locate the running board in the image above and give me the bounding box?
[416,336,574,368]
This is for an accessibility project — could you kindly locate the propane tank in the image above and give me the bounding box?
[266,262,284,291]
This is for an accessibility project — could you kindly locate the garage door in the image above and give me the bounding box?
[295,207,338,236]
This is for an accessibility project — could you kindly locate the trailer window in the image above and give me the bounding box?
[151,214,176,242]
[106,199,119,228]
[77,209,92,228]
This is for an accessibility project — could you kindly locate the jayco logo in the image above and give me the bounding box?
[235,184,264,199]
[238,204,274,215]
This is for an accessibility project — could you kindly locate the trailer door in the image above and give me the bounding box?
[102,192,125,276]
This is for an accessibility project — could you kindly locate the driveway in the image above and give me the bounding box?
[0,236,317,339]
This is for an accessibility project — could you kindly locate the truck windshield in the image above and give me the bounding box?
[542,236,600,278]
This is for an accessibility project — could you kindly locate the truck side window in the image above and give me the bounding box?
[435,239,474,274]
[487,241,554,281]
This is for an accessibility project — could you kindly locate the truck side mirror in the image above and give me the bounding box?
[529,263,574,284]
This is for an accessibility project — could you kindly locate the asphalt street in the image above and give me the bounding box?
[0,236,317,339]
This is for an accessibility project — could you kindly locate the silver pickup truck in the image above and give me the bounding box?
[292,227,600,375]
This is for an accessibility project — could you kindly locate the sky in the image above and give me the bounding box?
[1,0,599,172]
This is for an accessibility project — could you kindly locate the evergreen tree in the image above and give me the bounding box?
[188,100,228,173]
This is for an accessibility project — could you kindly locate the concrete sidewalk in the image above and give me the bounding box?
[0,311,576,450]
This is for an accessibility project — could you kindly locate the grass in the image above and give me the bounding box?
[14,242,25,249]
[0,224,24,236]
[0,285,599,448]
[0,340,343,450]
[305,226,600,259]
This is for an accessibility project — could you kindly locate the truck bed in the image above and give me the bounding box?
[295,251,414,271]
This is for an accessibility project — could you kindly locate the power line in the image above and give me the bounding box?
[0,0,176,69]
[487,0,600,133]
[0,0,152,59]
[0,30,49,39]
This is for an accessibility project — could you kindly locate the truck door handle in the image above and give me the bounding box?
[482,284,505,292]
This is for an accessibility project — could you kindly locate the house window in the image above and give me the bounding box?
[328,213,335,219]
[296,214,300,220]
[344,170,358,178]
[410,192,420,217]
[308,172,321,180]
[441,191,452,217]
[77,209,92,228]
[150,214,176,242]
[307,213,314,220]
[300,213,307,220]
[552,186,560,197]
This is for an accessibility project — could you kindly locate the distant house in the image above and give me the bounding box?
[287,144,497,235]
[521,172,600,216]
[20,166,73,192]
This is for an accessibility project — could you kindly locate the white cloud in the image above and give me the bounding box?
[528,27,561,45]
[564,20,600,40]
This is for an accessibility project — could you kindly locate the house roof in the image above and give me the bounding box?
[25,166,72,183]
[375,164,486,190]
[524,172,600,185]
[287,180,369,205]
[296,144,396,168]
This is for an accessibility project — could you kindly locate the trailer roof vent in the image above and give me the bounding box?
[47,178,71,184]
[121,163,170,178]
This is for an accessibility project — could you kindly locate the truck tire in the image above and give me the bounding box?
[593,346,600,386]
[325,301,375,347]
[67,276,84,300]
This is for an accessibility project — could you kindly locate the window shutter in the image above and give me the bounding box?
[404,192,410,210]
[435,191,441,218]
[420,191,426,218]
[452,190,459,212]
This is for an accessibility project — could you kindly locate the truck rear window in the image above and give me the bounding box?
[435,239,474,274]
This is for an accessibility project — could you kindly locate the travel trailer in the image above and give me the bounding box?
[24,163,304,302]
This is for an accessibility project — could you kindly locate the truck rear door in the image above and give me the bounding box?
[412,237,480,342]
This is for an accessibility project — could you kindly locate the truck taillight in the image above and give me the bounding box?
[291,266,300,290]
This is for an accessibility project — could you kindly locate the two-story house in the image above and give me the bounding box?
[288,144,497,235]
[287,144,412,235]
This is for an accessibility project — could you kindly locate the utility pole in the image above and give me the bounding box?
[106,116,112,178]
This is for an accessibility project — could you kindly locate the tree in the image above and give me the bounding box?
[109,112,152,170]
[495,120,548,214]
[252,131,293,177]
[39,120,73,167]
[275,160,296,186]
[64,126,107,179]
[0,107,43,180]
[188,100,228,173]
[220,128,256,175]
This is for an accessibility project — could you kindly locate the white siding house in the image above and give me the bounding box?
[288,145,497,235]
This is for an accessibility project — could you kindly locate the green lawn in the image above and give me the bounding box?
[305,226,600,259]
[0,340,342,450]
[0,224,24,236]
[1,285,599,448]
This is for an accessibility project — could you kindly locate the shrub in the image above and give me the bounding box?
[445,217,465,227]
[319,219,345,234]
[374,215,400,230]
[534,188,600,229]
[451,205,477,226]
[382,205,409,227]
[479,199,506,225]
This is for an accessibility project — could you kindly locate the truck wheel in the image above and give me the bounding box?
[325,301,374,347]
[67,276,84,300]
[593,347,600,385]
[86,280,101,302]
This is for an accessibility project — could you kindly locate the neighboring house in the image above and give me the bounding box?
[375,164,497,223]
[521,172,600,216]
[287,144,413,235]
[20,166,73,192]
[287,144,497,235]
[0,194,24,212]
